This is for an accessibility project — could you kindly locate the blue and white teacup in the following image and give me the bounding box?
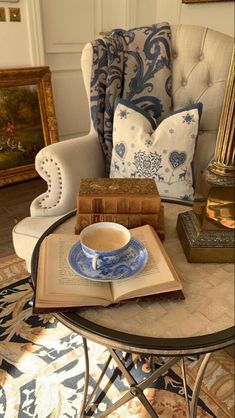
[80,222,131,270]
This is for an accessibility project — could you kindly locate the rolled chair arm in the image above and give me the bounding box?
[30,133,106,217]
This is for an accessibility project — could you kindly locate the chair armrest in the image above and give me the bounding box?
[30,133,106,217]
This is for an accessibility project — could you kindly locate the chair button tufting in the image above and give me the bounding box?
[173,53,177,59]
[199,54,204,61]
[181,79,187,87]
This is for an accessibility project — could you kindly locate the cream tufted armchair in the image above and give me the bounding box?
[13,24,233,272]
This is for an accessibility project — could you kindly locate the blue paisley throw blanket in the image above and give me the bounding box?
[90,22,172,169]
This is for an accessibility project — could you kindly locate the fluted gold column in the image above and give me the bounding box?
[176,49,235,263]
[210,48,234,176]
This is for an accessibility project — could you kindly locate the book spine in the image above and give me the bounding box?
[77,195,161,214]
[75,212,165,239]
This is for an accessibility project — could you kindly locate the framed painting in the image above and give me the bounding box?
[0,66,58,187]
[182,0,232,3]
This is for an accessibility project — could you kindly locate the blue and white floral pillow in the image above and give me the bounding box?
[110,98,203,201]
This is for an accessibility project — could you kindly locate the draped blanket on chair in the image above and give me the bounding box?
[90,22,173,170]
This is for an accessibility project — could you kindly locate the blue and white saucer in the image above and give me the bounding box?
[67,238,148,282]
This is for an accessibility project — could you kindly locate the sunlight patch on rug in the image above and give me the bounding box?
[0,255,234,418]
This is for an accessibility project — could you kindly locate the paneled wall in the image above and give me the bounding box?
[134,0,234,35]
[40,0,101,139]
[0,0,40,67]
[39,0,136,140]
[39,0,233,140]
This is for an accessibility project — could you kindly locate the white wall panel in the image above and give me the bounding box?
[44,52,82,73]
[26,0,44,66]
[39,0,234,141]
[155,0,181,25]
[134,0,234,37]
[52,71,89,140]
[41,0,100,53]
[180,1,234,36]
[101,0,136,32]
[40,0,104,139]
[135,0,157,26]
[40,0,134,140]
[0,0,32,67]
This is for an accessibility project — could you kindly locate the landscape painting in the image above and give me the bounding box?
[0,67,58,187]
[0,85,44,170]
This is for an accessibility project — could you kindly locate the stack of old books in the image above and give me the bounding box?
[75,178,165,239]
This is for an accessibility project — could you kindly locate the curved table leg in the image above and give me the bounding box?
[181,358,191,418]
[79,337,89,418]
[94,348,182,418]
[190,352,212,418]
[79,340,213,418]
[85,354,112,409]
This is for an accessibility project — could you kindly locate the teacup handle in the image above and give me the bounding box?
[92,254,99,270]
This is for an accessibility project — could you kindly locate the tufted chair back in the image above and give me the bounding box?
[81,24,233,184]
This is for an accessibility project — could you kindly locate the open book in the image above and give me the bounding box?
[34,225,184,313]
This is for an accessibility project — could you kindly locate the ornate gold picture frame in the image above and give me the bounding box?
[0,66,58,187]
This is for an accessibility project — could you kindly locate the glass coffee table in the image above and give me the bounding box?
[31,202,234,418]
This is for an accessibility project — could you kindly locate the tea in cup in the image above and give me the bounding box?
[80,222,131,270]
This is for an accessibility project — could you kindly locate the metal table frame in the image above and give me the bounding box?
[31,209,235,418]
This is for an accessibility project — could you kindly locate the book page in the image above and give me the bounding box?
[111,225,182,302]
[35,234,113,308]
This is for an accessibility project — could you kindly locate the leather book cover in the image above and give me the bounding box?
[77,178,161,214]
[75,206,165,240]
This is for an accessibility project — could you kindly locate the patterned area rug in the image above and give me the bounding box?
[0,254,234,418]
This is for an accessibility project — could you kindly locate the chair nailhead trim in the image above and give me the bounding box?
[38,157,62,209]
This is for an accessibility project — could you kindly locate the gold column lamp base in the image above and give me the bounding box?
[177,48,235,263]
[177,170,234,263]
[177,211,234,264]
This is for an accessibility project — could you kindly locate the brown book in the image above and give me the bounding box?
[75,206,165,240]
[33,224,183,313]
[77,178,161,214]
